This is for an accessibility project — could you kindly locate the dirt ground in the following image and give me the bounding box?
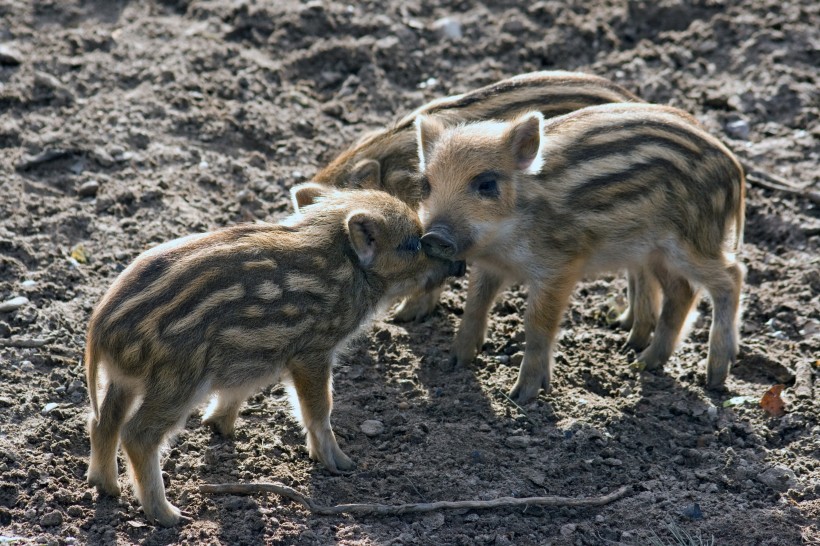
[1,1,818,544]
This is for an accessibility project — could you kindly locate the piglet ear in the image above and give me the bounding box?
[290,182,328,212]
[346,210,384,267]
[505,112,544,172]
[350,159,381,190]
[415,115,446,172]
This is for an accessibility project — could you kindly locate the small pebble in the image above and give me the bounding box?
[77,180,100,197]
[560,523,577,536]
[725,119,750,140]
[40,510,63,527]
[360,420,385,437]
[0,296,29,313]
[21,280,36,288]
[236,189,256,204]
[20,361,34,372]
[680,502,703,520]
[0,44,23,65]
[757,465,797,491]
[432,17,463,40]
[505,436,530,449]
[42,402,59,414]
[199,160,209,169]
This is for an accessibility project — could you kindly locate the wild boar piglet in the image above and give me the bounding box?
[85,185,464,526]
[417,103,745,404]
[313,70,645,325]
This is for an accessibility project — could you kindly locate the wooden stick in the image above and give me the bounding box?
[200,482,632,516]
[740,161,820,205]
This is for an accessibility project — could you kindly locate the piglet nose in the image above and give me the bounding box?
[421,230,457,260]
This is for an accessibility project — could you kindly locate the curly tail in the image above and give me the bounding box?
[85,338,100,421]
[734,164,747,253]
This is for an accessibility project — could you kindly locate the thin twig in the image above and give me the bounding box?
[740,161,820,205]
[0,337,51,348]
[200,482,632,516]
[493,388,532,421]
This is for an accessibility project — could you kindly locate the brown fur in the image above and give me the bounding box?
[417,103,745,404]
[85,187,462,526]
[314,71,644,324]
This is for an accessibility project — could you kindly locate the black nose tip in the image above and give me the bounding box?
[450,260,467,277]
[421,231,457,259]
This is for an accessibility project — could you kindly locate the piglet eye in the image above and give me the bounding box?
[419,176,431,200]
[471,172,500,199]
[397,237,421,253]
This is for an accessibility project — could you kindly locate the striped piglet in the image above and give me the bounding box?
[85,186,464,526]
[417,103,745,403]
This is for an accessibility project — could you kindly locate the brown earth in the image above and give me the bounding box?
[1,1,818,544]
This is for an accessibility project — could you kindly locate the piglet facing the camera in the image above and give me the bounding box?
[417,103,745,404]
[85,185,463,526]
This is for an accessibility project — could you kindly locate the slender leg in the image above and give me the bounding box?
[623,266,661,351]
[120,380,199,527]
[288,353,353,473]
[702,262,744,387]
[510,265,581,404]
[88,382,137,496]
[636,262,698,371]
[202,386,256,437]
[614,269,638,331]
[393,284,444,322]
[451,267,505,367]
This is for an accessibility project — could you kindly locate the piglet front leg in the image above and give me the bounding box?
[510,267,580,404]
[450,267,504,367]
[289,353,354,473]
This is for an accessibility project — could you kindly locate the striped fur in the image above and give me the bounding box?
[314,71,641,323]
[417,103,745,404]
[85,188,461,526]
[315,71,640,207]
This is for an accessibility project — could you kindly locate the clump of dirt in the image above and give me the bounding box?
[1,1,818,544]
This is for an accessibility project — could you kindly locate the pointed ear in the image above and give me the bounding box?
[349,159,381,190]
[290,182,328,212]
[505,112,544,172]
[346,211,384,267]
[415,115,445,171]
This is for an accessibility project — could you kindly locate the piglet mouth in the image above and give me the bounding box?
[449,260,467,277]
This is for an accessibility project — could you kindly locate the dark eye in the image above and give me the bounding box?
[470,171,500,198]
[419,176,431,200]
[397,236,421,253]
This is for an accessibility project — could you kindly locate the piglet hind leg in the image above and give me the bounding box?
[635,262,698,372]
[289,354,354,474]
[701,261,744,388]
[620,266,660,352]
[120,379,199,527]
[88,382,137,497]
[450,268,504,367]
[510,267,580,405]
[202,385,258,438]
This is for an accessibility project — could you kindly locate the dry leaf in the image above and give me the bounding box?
[70,243,89,264]
[760,384,786,417]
